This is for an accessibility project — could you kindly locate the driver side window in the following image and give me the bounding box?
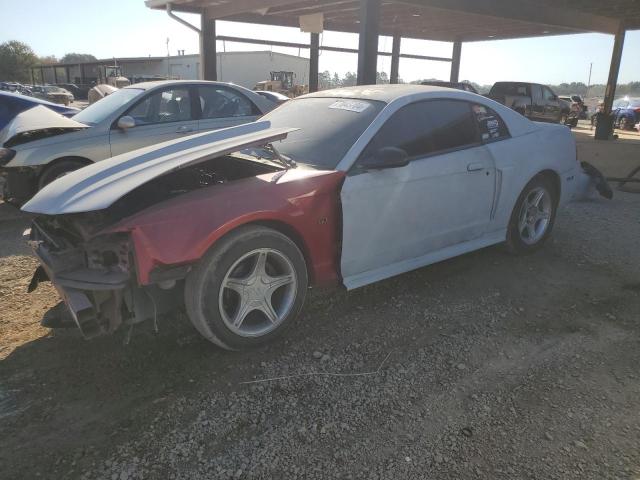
[542,87,556,101]
[358,99,478,164]
[126,87,192,125]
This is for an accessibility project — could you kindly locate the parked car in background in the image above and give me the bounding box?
[0,80,276,203]
[32,85,74,105]
[0,91,80,130]
[21,85,603,349]
[612,97,640,130]
[420,81,479,94]
[559,96,587,120]
[487,82,566,124]
[255,90,290,105]
[0,82,32,96]
[557,96,580,127]
[56,83,86,100]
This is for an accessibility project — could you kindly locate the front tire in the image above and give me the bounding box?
[38,159,88,190]
[184,225,308,350]
[506,176,558,254]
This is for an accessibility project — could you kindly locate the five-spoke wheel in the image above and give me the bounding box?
[185,226,308,350]
[507,176,557,253]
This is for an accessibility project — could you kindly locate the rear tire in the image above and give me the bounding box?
[184,225,308,350]
[506,176,558,254]
[38,159,88,190]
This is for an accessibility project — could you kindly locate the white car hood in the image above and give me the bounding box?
[0,105,87,145]
[22,121,296,215]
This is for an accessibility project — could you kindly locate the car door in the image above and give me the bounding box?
[542,86,561,122]
[196,85,262,133]
[109,85,198,157]
[340,99,496,288]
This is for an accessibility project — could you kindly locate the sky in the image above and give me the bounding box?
[1,0,639,86]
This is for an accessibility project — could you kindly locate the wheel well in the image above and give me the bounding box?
[40,156,92,175]
[536,169,561,203]
[236,220,315,283]
[38,156,93,185]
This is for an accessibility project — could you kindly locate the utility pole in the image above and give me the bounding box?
[166,37,171,77]
[586,62,593,98]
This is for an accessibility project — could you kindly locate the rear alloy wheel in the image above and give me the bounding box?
[185,226,308,350]
[506,176,557,254]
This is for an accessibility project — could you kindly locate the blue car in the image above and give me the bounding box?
[613,97,640,131]
[0,91,80,131]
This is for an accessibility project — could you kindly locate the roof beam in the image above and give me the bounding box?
[395,0,621,34]
[204,0,300,19]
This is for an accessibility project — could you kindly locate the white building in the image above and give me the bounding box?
[38,51,310,89]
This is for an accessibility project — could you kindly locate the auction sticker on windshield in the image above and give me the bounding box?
[328,100,370,113]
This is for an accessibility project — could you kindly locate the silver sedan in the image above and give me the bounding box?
[0,80,276,203]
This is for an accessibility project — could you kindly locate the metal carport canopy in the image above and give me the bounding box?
[146,0,640,41]
[147,0,638,138]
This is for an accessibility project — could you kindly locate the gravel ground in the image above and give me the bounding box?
[1,132,639,479]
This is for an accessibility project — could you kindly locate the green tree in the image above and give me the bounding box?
[318,70,333,90]
[376,71,390,84]
[61,53,97,64]
[38,55,58,65]
[341,71,357,87]
[0,40,38,83]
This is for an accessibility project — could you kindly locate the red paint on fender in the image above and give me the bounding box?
[102,168,346,286]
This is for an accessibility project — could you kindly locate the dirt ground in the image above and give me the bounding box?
[1,125,640,479]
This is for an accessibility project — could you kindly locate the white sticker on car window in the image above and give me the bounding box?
[328,100,370,113]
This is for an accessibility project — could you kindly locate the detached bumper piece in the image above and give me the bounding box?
[30,243,130,338]
[576,161,613,200]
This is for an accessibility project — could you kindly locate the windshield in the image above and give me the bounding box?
[73,88,144,126]
[44,86,63,93]
[259,97,385,169]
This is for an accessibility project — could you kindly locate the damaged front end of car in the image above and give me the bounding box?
[22,121,300,339]
[26,213,181,338]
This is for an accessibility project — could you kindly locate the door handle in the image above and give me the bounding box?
[467,162,484,172]
[176,125,194,133]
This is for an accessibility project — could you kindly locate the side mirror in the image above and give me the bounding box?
[117,115,136,130]
[360,147,409,170]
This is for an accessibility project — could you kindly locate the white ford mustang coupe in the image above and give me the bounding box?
[22,85,603,349]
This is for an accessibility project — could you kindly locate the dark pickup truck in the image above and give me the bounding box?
[487,82,568,124]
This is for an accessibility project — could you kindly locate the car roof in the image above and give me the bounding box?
[124,80,251,91]
[301,84,460,103]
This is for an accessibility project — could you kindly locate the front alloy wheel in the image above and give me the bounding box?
[219,248,297,337]
[185,226,308,350]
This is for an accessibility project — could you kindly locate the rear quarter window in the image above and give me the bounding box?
[473,104,510,142]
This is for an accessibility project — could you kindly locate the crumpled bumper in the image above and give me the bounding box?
[27,231,129,339]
